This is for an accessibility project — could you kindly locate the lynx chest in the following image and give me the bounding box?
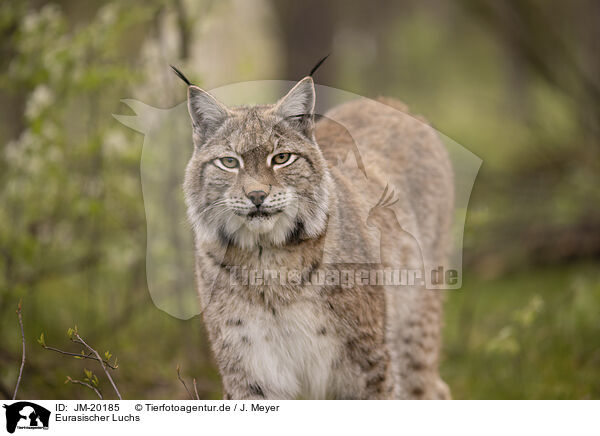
[219,289,341,399]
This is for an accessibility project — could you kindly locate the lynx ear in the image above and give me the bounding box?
[187,86,230,144]
[274,76,315,137]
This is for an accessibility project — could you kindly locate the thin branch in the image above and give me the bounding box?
[193,378,200,401]
[74,333,121,400]
[41,345,118,369]
[12,299,25,400]
[176,365,194,400]
[65,376,103,399]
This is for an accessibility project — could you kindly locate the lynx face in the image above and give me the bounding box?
[183,78,331,250]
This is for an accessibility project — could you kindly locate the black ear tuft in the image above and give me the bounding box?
[309,54,330,77]
[170,65,192,86]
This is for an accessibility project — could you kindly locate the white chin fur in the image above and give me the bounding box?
[243,214,280,234]
[228,213,296,250]
[194,181,330,250]
[196,210,294,250]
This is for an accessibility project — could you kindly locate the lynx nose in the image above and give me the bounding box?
[246,190,267,207]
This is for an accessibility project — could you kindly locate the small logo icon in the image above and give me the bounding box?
[3,402,50,434]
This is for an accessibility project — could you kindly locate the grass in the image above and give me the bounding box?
[441,262,600,399]
[4,261,598,400]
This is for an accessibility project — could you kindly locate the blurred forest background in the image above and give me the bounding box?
[1,0,598,399]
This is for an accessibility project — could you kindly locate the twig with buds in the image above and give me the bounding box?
[65,375,103,399]
[38,326,121,399]
[72,333,121,400]
[176,365,198,400]
[12,300,25,400]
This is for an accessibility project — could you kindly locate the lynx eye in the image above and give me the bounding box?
[272,153,291,165]
[218,157,239,169]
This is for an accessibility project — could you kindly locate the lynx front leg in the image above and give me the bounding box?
[214,339,298,400]
[221,374,268,400]
[332,340,396,400]
[220,366,298,400]
[214,348,277,400]
[395,290,449,399]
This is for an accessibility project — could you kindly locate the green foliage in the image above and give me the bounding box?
[442,263,600,399]
[0,0,597,400]
[82,369,99,388]
[0,0,221,400]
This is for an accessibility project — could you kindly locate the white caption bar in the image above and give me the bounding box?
[1,400,597,435]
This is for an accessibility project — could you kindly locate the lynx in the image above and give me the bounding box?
[182,74,453,399]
